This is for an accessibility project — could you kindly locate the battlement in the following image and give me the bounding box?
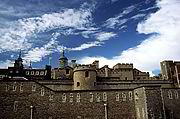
[113,63,133,69]
[74,64,96,71]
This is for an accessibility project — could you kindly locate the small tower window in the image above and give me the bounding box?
[77,82,80,87]
[31,71,34,75]
[62,93,66,103]
[175,90,179,99]
[13,82,17,91]
[122,92,127,101]
[125,77,128,80]
[168,90,173,99]
[66,69,70,74]
[116,93,119,101]
[85,71,89,77]
[49,94,53,101]
[40,71,44,75]
[20,83,23,92]
[41,87,44,96]
[32,84,36,92]
[129,91,133,101]
[13,101,18,112]
[6,84,9,92]
[96,93,100,102]
[90,92,93,102]
[36,71,39,75]
[103,92,107,102]
[77,93,80,102]
[69,93,73,103]
[26,71,29,75]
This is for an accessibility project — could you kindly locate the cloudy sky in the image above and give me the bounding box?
[0,0,180,76]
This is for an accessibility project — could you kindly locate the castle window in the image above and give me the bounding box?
[170,111,174,119]
[70,93,73,103]
[94,82,96,86]
[85,71,89,77]
[31,71,34,75]
[40,71,44,75]
[6,84,9,92]
[125,77,128,80]
[26,71,29,75]
[129,91,133,101]
[175,90,179,99]
[103,92,107,102]
[122,93,126,101]
[168,90,173,99]
[13,101,18,112]
[41,87,44,96]
[90,92,93,102]
[77,82,80,87]
[35,71,39,75]
[62,93,66,103]
[13,82,17,91]
[66,69,70,74]
[77,93,80,102]
[135,92,139,101]
[116,93,119,101]
[20,83,23,92]
[45,71,47,75]
[96,93,100,102]
[32,84,36,92]
[49,94,53,101]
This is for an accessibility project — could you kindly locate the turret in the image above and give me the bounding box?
[59,49,68,68]
[73,64,97,90]
[14,50,23,69]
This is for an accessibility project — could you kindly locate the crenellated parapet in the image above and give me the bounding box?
[113,63,133,69]
[73,64,97,90]
[73,64,96,72]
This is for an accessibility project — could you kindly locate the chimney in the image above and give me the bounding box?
[105,65,109,77]
[71,60,76,68]
[92,60,99,69]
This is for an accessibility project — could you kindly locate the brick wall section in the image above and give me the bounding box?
[0,80,136,119]
[145,87,165,119]
[162,88,180,119]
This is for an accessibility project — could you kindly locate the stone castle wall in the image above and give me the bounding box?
[73,65,97,90]
[0,80,136,119]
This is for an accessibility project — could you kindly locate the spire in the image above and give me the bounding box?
[29,61,32,69]
[62,47,65,57]
[59,47,68,68]
[18,50,21,58]
[17,49,23,61]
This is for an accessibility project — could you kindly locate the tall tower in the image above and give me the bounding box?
[59,49,68,68]
[73,65,97,90]
[14,50,23,69]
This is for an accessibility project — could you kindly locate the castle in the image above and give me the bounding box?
[0,51,180,119]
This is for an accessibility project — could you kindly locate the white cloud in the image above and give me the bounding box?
[67,32,116,51]
[78,0,180,76]
[69,41,102,51]
[95,32,116,41]
[0,60,14,68]
[103,5,136,29]
[23,32,59,63]
[131,14,146,20]
[0,3,93,53]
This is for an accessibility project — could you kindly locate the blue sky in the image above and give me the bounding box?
[0,0,180,76]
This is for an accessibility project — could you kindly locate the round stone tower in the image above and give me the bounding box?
[73,64,97,90]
